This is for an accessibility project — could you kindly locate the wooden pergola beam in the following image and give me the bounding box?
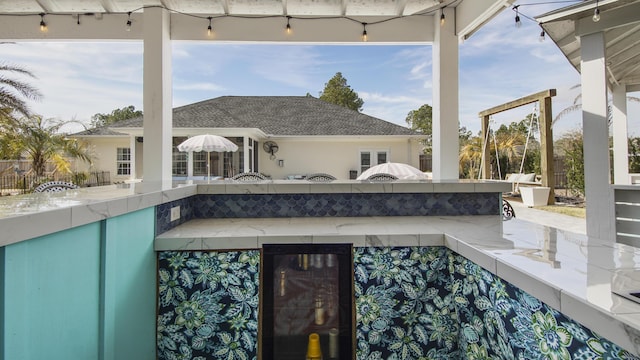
[478,89,557,205]
[479,89,556,117]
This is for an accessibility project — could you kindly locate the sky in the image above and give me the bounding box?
[2,2,638,138]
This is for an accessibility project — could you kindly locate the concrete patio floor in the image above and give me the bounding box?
[507,198,586,234]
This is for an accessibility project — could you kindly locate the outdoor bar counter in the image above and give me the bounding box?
[2,180,640,359]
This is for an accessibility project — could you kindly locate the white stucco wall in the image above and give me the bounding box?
[79,136,424,181]
[257,137,423,180]
[76,137,133,182]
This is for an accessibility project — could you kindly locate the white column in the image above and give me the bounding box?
[243,137,250,173]
[142,7,172,187]
[187,152,194,178]
[432,7,459,180]
[581,32,612,241]
[612,84,629,184]
[129,135,136,180]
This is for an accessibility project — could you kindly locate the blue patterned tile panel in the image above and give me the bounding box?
[156,197,195,235]
[191,192,500,219]
[353,246,460,359]
[157,250,260,360]
[157,247,639,359]
[450,251,640,360]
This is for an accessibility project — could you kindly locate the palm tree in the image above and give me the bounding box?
[553,84,640,126]
[0,63,42,118]
[4,115,93,177]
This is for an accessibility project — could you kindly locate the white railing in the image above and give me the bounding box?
[614,186,640,247]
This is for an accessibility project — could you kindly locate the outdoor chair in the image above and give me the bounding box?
[502,199,516,221]
[306,173,336,182]
[230,172,269,182]
[33,181,79,193]
[366,173,398,182]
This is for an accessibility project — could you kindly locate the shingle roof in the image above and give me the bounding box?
[78,96,420,136]
[73,127,127,136]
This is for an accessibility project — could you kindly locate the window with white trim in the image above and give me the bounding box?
[360,150,388,173]
[116,147,131,175]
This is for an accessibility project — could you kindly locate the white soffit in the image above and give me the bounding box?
[537,0,640,87]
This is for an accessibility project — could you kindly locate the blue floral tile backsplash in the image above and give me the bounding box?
[157,247,639,360]
[156,192,500,235]
[157,250,260,360]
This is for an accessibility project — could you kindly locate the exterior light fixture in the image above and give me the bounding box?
[513,5,522,28]
[593,1,601,22]
[207,17,213,37]
[440,12,445,26]
[539,29,545,42]
[286,16,292,35]
[126,12,132,31]
[361,22,368,42]
[39,13,47,32]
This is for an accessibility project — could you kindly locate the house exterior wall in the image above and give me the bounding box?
[80,136,423,181]
[77,137,133,182]
[258,138,422,180]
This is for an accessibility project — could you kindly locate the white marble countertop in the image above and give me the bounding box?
[156,215,640,356]
[0,180,510,247]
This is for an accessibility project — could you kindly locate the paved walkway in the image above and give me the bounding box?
[506,198,586,234]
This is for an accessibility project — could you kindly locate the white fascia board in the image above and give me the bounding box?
[267,135,427,141]
[536,0,618,24]
[457,0,515,41]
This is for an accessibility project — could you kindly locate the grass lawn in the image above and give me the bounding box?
[537,205,586,218]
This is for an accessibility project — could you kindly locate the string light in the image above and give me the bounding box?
[8,5,465,40]
[207,16,213,37]
[285,16,292,35]
[513,5,522,28]
[539,29,545,42]
[39,13,47,32]
[361,22,367,42]
[125,12,132,31]
[592,0,600,22]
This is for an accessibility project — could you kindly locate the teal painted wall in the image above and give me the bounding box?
[3,223,102,360]
[1,207,157,360]
[102,207,156,360]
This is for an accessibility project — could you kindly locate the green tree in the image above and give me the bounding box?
[405,104,432,153]
[556,130,585,197]
[91,105,142,128]
[3,115,93,177]
[628,136,640,173]
[318,72,364,111]
[0,63,42,117]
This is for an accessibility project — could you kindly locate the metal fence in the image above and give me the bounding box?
[0,171,111,195]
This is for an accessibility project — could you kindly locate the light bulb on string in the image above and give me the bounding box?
[593,1,601,22]
[361,22,368,42]
[539,29,545,42]
[207,17,213,37]
[440,12,445,26]
[39,13,47,33]
[126,12,132,31]
[513,6,522,28]
[285,16,292,35]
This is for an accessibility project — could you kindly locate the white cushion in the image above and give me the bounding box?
[520,173,536,182]
[506,173,521,182]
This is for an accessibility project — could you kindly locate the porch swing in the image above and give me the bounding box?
[478,89,556,205]
[478,107,540,192]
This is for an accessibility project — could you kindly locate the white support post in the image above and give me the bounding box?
[243,137,250,173]
[142,7,172,188]
[580,32,612,241]
[129,135,137,180]
[612,84,629,185]
[187,152,194,178]
[432,7,460,180]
